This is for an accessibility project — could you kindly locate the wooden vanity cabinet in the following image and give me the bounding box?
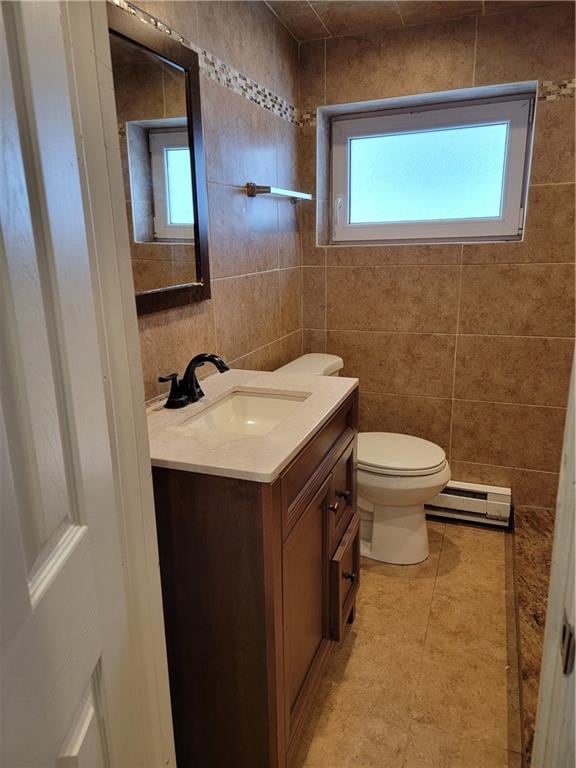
[152,389,359,768]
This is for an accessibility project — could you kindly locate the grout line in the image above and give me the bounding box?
[307,1,332,39]
[472,15,478,87]
[452,459,558,476]
[360,389,568,411]
[263,1,300,43]
[210,295,220,353]
[428,523,446,608]
[530,181,576,188]
[404,523,446,724]
[322,37,327,104]
[514,504,556,512]
[310,328,576,340]
[324,328,574,342]
[227,329,301,367]
[448,246,465,462]
[212,266,299,282]
[443,398,567,411]
[321,261,576,268]
[323,250,328,338]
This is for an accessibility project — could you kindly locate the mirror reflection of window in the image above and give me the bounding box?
[109,32,198,294]
[149,130,195,240]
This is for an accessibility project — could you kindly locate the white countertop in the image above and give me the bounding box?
[147,369,358,483]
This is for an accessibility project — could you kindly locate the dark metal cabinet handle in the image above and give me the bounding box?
[343,571,357,583]
[336,489,351,502]
[329,502,340,514]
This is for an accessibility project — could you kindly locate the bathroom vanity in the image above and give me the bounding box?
[148,370,359,767]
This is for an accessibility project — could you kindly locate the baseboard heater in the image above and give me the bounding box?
[425,480,512,528]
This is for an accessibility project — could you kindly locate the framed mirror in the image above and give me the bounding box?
[107,4,210,314]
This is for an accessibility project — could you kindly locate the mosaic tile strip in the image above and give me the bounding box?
[538,78,576,101]
[300,79,576,128]
[110,0,299,125]
[109,2,574,128]
[300,110,317,128]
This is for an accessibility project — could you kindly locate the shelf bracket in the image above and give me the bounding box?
[245,182,312,204]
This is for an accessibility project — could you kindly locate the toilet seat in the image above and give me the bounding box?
[357,432,447,478]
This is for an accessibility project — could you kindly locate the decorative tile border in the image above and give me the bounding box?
[199,51,298,123]
[538,78,576,101]
[299,79,576,129]
[300,110,317,128]
[110,0,299,125]
[110,2,575,128]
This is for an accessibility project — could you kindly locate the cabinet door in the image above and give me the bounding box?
[283,477,331,745]
[328,440,356,555]
[330,513,361,641]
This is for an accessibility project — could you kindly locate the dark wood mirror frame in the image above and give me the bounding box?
[108,3,211,314]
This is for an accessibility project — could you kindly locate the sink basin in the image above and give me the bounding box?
[181,389,310,436]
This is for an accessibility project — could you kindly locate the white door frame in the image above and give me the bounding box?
[1,0,174,765]
[60,1,176,765]
[532,354,575,767]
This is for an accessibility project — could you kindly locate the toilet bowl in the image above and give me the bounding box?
[357,432,450,565]
[273,354,451,565]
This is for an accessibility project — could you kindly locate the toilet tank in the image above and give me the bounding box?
[274,353,344,377]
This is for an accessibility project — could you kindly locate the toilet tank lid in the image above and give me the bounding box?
[275,353,344,376]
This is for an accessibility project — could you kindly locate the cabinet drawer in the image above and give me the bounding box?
[328,440,356,556]
[281,392,357,534]
[330,513,361,641]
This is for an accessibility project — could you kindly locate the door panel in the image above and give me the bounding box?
[0,3,156,765]
[328,440,356,554]
[532,361,575,766]
[283,478,331,738]
[57,678,108,768]
[0,21,73,570]
[330,513,361,641]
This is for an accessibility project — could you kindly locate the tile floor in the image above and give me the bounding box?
[295,521,523,768]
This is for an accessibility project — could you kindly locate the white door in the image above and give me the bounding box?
[532,357,575,768]
[1,3,158,765]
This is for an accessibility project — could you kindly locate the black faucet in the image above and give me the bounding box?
[159,353,230,409]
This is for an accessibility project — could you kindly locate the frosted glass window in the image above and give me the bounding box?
[149,128,195,240]
[330,88,535,244]
[349,123,508,224]
[166,148,194,225]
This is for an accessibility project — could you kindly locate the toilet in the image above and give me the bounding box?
[356,433,450,564]
[275,353,451,565]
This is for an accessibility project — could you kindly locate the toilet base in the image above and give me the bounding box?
[360,502,429,565]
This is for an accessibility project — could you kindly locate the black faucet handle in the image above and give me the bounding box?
[158,373,189,409]
[158,373,179,384]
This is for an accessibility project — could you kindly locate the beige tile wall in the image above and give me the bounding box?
[132,1,302,399]
[299,1,575,509]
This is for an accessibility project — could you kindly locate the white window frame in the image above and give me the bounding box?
[149,129,195,241]
[331,94,534,244]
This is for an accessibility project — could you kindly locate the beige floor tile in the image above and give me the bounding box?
[434,527,508,598]
[360,554,440,586]
[298,522,520,767]
[361,522,445,585]
[403,722,522,768]
[321,628,424,728]
[301,715,409,768]
[425,590,511,663]
[441,524,508,562]
[411,644,522,753]
[355,578,434,645]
